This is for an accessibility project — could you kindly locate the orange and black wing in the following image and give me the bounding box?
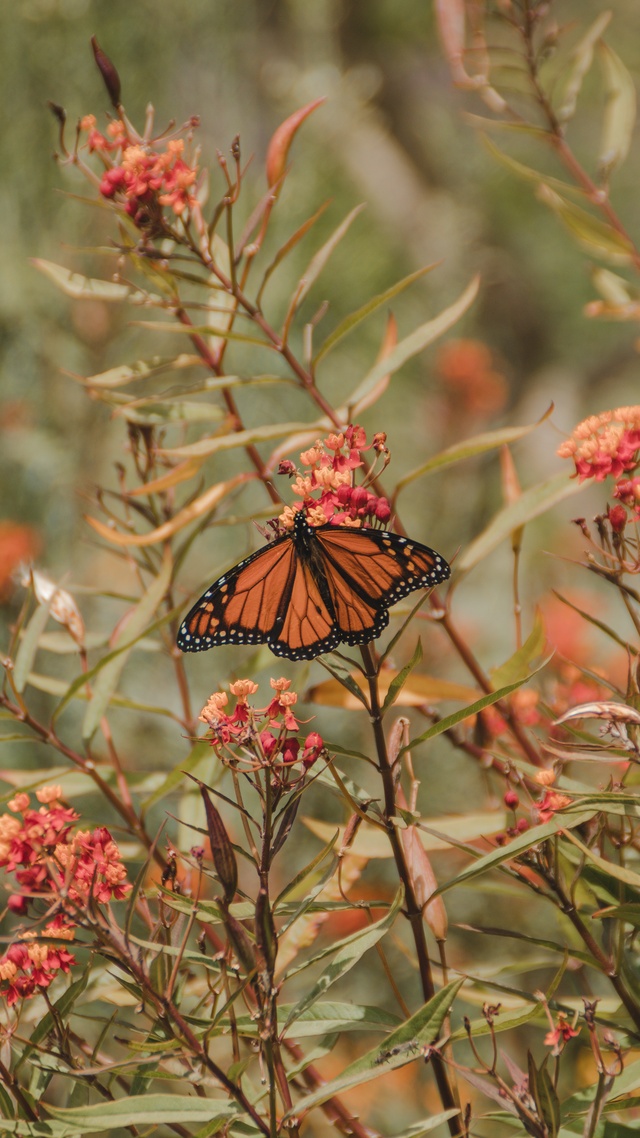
[177,536,300,653]
[313,525,450,647]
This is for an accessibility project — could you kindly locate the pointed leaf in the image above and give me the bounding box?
[308,672,479,710]
[33,259,158,303]
[303,811,504,857]
[405,672,549,752]
[13,600,52,693]
[598,41,637,176]
[432,810,597,898]
[266,98,326,187]
[86,472,250,546]
[159,420,321,461]
[282,887,404,1029]
[458,470,588,572]
[345,275,479,412]
[46,1095,239,1130]
[284,980,463,1118]
[490,609,546,690]
[381,639,423,714]
[537,184,634,263]
[314,264,437,366]
[556,11,612,123]
[82,550,173,740]
[293,204,366,313]
[396,411,552,492]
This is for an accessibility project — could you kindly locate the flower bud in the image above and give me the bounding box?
[302,732,323,767]
[374,497,391,523]
[350,486,368,510]
[278,460,296,477]
[91,36,122,109]
[504,790,519,809]
[608,504,627,532]
[336,484,352,505]
[281,738,300,765]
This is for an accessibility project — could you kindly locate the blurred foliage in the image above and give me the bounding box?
[3,3,640,1134]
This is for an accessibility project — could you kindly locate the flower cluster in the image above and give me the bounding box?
[80,114,200,230]
[436,338,508,420]
[277,425,391,530]
[0,787,132,1006]
[0,915,76,1007]
[199,679,325,786]
[558,407,640,488]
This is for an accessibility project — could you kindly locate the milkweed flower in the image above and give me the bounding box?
[278,426,394,530]
[558,406,640,482]
[198,682,325,785]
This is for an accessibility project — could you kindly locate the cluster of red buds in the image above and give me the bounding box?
[495,769,573,846]
[277,425,391,530]
[558,407,640,529]
[79,112,201,232]
[0,787,132,1007]
[199,679,325,788]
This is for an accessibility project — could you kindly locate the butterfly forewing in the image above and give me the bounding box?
[315,526,450,609]
[177,537,295,651]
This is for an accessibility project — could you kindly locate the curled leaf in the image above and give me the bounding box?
[266,98,326,189]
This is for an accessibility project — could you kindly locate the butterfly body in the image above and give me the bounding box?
[177,511,450,661]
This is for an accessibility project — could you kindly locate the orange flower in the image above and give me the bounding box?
[0,522,41,600]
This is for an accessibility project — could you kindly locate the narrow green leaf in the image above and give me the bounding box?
[538,184,634,263]
[490,610,546,690]
[396,413,552,492]
[598,41,637,176]
[142,739,212,812]
[282,888,404,1029]
[236,1002,401,1038]
[381,639,423,715]
[405,672,548,753]
[482,135,589,200]
[314,263,437,366]
[46,1095,239,1130]
[458,470,588,572]
[556,11,612,123]
[33,259,158,303]
[284,981,463,1119]
[562,829,640,892]
[387,1114,462,1138]
[294,204,365,312]
[257,200,331,307]
[432,810,597,898]
[159,420,322,460]
[82,551,173,740]
[275,831,337,906]
[13,601,52,693]
[317,657,370,710]
[343,275,479,414]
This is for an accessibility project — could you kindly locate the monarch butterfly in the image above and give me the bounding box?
[177,511,450,662]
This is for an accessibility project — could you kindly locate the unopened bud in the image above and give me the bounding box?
[608,504,627,533]
[504,790,519,809]
[91,36,122,108]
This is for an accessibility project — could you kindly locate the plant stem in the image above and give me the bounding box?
[360,642,461,1137]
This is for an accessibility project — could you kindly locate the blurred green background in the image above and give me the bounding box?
[2,2,640,1131]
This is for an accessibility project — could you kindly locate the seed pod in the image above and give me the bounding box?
[255,887,278,973]
[200,786,237,905]
[223,910,257,975]
[91,36,122,109]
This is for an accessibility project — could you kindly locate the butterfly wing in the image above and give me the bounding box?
[268,555,339,660]
[177,535,298,652]
[313,526,450,647]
